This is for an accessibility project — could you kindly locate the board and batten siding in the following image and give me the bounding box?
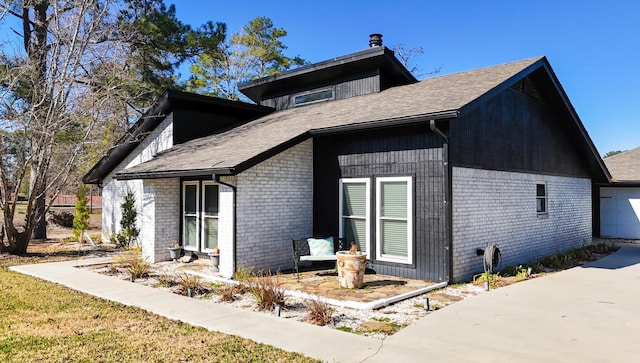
[260,71,380,110]
[313,126,449,282]
[450,87,591,179]
[452,167,592,282]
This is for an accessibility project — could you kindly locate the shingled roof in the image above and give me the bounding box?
[604,146,640,182]
[114,56,609,183]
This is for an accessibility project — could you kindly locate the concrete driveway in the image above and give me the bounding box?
[369,243,640,362]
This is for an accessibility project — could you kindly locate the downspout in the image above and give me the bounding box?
[430,120,453,282]
[213,174,237,277]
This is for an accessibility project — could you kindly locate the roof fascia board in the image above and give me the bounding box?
[114,167,234,181]
[82,91,174,184]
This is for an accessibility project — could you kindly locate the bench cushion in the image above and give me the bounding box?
[308,237,335,256]
[300,255,337,262]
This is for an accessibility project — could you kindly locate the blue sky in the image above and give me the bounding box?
[170,0,640,156]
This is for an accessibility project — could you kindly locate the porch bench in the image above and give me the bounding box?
[292,236,346,278]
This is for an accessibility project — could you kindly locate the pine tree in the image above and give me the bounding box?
[120,190,140,247]
[73,184,91,242]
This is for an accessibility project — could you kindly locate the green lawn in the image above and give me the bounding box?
[0,254,318,363]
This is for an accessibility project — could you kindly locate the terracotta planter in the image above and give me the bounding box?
[336,251,367,289]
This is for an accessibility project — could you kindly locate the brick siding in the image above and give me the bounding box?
[452,167,592,282]
[101,114,174,246]
[232,139,314,273]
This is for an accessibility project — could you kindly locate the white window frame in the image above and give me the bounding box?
[536,182,547,215]
[375,176,413,264]
[338,178,371,259]
[201,181,219,253]
[182,181,200,252]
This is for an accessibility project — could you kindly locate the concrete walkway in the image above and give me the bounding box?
[10,243,640,362]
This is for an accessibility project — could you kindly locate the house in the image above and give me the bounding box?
[596,147,640,239]
[84,34,610,282]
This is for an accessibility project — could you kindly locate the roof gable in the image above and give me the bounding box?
[604,146,640,181]
[117,57,577,179]
[83,90,272,184]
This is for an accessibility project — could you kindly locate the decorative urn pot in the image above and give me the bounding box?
[336,250,367,289]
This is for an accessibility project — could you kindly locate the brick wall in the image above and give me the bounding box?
[452,167,592,282]
[233,139,313,273]
[101,114,174,244]
[141,178,180,262]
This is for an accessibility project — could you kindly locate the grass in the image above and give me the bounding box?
[0,253,319,362]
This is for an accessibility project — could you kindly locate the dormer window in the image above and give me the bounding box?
[294,88,334,106]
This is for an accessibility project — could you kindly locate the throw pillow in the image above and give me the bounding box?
[308,237,334,256]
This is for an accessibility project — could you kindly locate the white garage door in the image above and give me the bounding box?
[601,187,640,239]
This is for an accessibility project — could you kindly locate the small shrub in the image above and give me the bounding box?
[176,273,207,296]
[48,211,74,227]
[119,190,140,247]
[306,299,334,326]
[155,274,176,288]
[217,284,239,302]
[112,251,140,268]
[72,184,90,242]
[127,257,151,278]
[473,271,499,286]
[589,242,618,254]
[249,271,287,311]
[233,266,254,282]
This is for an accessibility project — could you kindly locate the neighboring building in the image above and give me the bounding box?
[597,147,640,239]
[84,35,610,282]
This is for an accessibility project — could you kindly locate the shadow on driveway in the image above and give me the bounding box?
[582,243,640,270]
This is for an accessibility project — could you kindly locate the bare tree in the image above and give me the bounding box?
[392,43,442,79]
[0,0,120,253]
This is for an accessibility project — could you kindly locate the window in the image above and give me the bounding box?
[536,182,547,214]
[182,181,219,252]
[376,177,413,264]
[339,178,370,258]
[339,176,414,265]
[202,182,219,251]
[294,89,333,106]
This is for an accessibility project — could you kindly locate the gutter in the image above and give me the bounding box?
[213,174,237,278]
[310,111,459,136]
[429,119,453,282]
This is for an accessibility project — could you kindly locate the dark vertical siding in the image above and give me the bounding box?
[261,72,380,110]
[173,108,251,145]
[450,88,591,177]
[313,125,449,282]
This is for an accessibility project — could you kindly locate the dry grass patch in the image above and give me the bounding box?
[0,252,319,363]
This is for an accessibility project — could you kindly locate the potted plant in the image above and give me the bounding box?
[336,243,367,289]
[168,242,181,262]
[209,246,220,272]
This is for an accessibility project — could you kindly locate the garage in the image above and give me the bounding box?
[600,187,640,239]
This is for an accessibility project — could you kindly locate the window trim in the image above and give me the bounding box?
[182,181,200,252]
[338,178,371,259]
[536,182,547,215]
[375,176,413,264]
[201,181,219,253]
